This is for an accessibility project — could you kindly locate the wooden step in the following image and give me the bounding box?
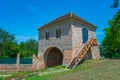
[66,38,98,69]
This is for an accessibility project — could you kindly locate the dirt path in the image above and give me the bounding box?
[38,68,69,76]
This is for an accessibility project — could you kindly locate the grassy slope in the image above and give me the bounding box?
[25,60,120,80]
[1,60,120,80]
[0,65,66,80]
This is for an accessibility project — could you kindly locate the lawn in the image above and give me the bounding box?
[25,60,120,80]
[1,60,120,80]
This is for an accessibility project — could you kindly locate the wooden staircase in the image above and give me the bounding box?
[67,38,98,69]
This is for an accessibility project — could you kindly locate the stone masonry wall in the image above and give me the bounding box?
[37,20,73,68]
[0,64,32,72]
[38,20,73,57]
[91,46,101,59]
[71,20,96,57]
[36,18,100,70]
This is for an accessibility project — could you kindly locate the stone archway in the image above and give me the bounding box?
[44,47,63,67]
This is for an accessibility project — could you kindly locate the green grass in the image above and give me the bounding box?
[25,75,46,80]
[0,65,65,80]
[1,60,120,80]
[25,60,120,80]
[0,71,29,80]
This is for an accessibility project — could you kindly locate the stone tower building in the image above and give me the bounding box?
[32,13,100,69]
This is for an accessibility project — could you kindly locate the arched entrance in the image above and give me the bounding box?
[44,47,63,67]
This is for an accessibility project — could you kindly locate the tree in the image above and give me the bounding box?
[111,0,119,8]
[0,28,19,58]
[19,39,38,58]
[102,10,120,58]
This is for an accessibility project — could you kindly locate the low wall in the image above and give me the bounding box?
[0,53,34,72]
[0,64,32,72]
[19,64,32,71]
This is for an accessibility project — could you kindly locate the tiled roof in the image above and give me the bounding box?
[38,12,97,30]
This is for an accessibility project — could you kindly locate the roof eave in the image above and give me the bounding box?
[37,13,97,30]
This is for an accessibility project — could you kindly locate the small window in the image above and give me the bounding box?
[56,30,58,38]
[58,29,61,38]
[56,28,61,38]
[45,32,49,40]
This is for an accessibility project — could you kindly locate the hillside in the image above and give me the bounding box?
[25,60,120,80]
[1,60,120,80]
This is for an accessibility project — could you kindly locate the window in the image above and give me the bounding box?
[56,28,61,38]
[58,29,61,38]
[56,30,59,38]
[45,32,49,40]
[82,28,88,43]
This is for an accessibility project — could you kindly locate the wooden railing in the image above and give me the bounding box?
[66,38,98,69]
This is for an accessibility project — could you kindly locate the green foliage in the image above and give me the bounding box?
[0,28,19,58]
[111,0,119,8]
[19,39,38,58]
[99,45,105,58]
[0,28,38,58]
[102,10,120,58]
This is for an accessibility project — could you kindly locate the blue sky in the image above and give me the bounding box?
[0,0,119,44]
